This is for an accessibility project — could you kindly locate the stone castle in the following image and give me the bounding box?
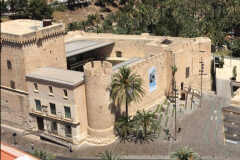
[1,19,212,145]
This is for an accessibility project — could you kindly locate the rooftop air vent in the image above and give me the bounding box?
[161,39,172,45]
[43,19,52,27]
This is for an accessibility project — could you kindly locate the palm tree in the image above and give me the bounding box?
[171,147,200,160]
[110,66,145,120]
[133,110,156,138]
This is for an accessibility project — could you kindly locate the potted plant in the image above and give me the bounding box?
[231,66,237,81]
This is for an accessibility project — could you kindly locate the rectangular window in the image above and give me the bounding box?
[116,51,122,57]
[34,83,38,91]
[64,106,71,119]
[51,121,58,134]
[35,99,42,111]
[10,81,15,89]
[50,103,56,115]
[186,67,190,79]
[63,89,68,97]
[65,125,72,138]
[49,86,53,94]
[7,60,12,69]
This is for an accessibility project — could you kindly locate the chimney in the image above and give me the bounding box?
[43,19,52,27]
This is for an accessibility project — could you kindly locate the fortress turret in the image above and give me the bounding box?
[84,61,115,144]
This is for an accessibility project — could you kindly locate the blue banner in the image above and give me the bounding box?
[149,67,157,92]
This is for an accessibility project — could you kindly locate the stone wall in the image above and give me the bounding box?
[73,84,88,142]
[23,34,67,74]
[120,52,172,115]
[172,37,212,92]
[1,89,29,129]
[1,25,67,128]
[84,61,115,141]
[65,32,167,58]
[1,43,27,91]
[65,32,212,94]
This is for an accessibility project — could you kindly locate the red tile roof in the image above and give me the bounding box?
[1,143,39,160]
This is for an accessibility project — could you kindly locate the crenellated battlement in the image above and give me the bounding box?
[1,19,65,45]
[84,61,112,77]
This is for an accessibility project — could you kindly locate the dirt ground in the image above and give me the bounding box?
[53,3,119,26]
[53,5,101,25]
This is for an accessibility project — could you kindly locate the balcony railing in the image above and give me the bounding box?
[30,108,79,125]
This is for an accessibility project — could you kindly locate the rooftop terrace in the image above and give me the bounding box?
[1,19,63,35]
[1,19,65,43]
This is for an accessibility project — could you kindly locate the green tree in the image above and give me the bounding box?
[28,0,53,20]
[67,0,76,10]
[6,0,28,18]
[228,39,240,57]
[110,66,145,119]
[0,0,8,14]
[8,0,16,12]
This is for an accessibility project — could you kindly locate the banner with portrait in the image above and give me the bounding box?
[149,67,157,92]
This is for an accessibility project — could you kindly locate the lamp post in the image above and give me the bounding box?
[174,80,177,141]
[199,57,205,107]
[171,51,178,141]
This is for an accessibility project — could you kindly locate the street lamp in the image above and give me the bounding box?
[174,81,177,141]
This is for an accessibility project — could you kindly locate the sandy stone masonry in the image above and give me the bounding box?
[1,20,212,145]
[1,19,65,44]
[1,19,67,129]
[66,31,212,93]
[84,61,116,144]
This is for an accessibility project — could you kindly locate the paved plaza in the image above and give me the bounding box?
[2,93,240,160]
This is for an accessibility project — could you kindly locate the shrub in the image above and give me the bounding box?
[32,149,55,160]
[171,147,200,160]
[55,4,67,12]
[115,104,167,143]
[100,150,121,160]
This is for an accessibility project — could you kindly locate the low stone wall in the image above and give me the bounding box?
[1,88,29,129]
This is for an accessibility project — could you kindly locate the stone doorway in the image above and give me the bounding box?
[180,92,186,100]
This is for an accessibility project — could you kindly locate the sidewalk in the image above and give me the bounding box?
[1,124,40,141]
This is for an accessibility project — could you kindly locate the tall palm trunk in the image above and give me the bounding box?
[126,97,128,120]
[144,121,147,137]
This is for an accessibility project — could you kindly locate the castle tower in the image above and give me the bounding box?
[1,19,66,128]
[84,61,115,144]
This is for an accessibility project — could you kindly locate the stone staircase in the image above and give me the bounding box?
[39,132,71,147]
